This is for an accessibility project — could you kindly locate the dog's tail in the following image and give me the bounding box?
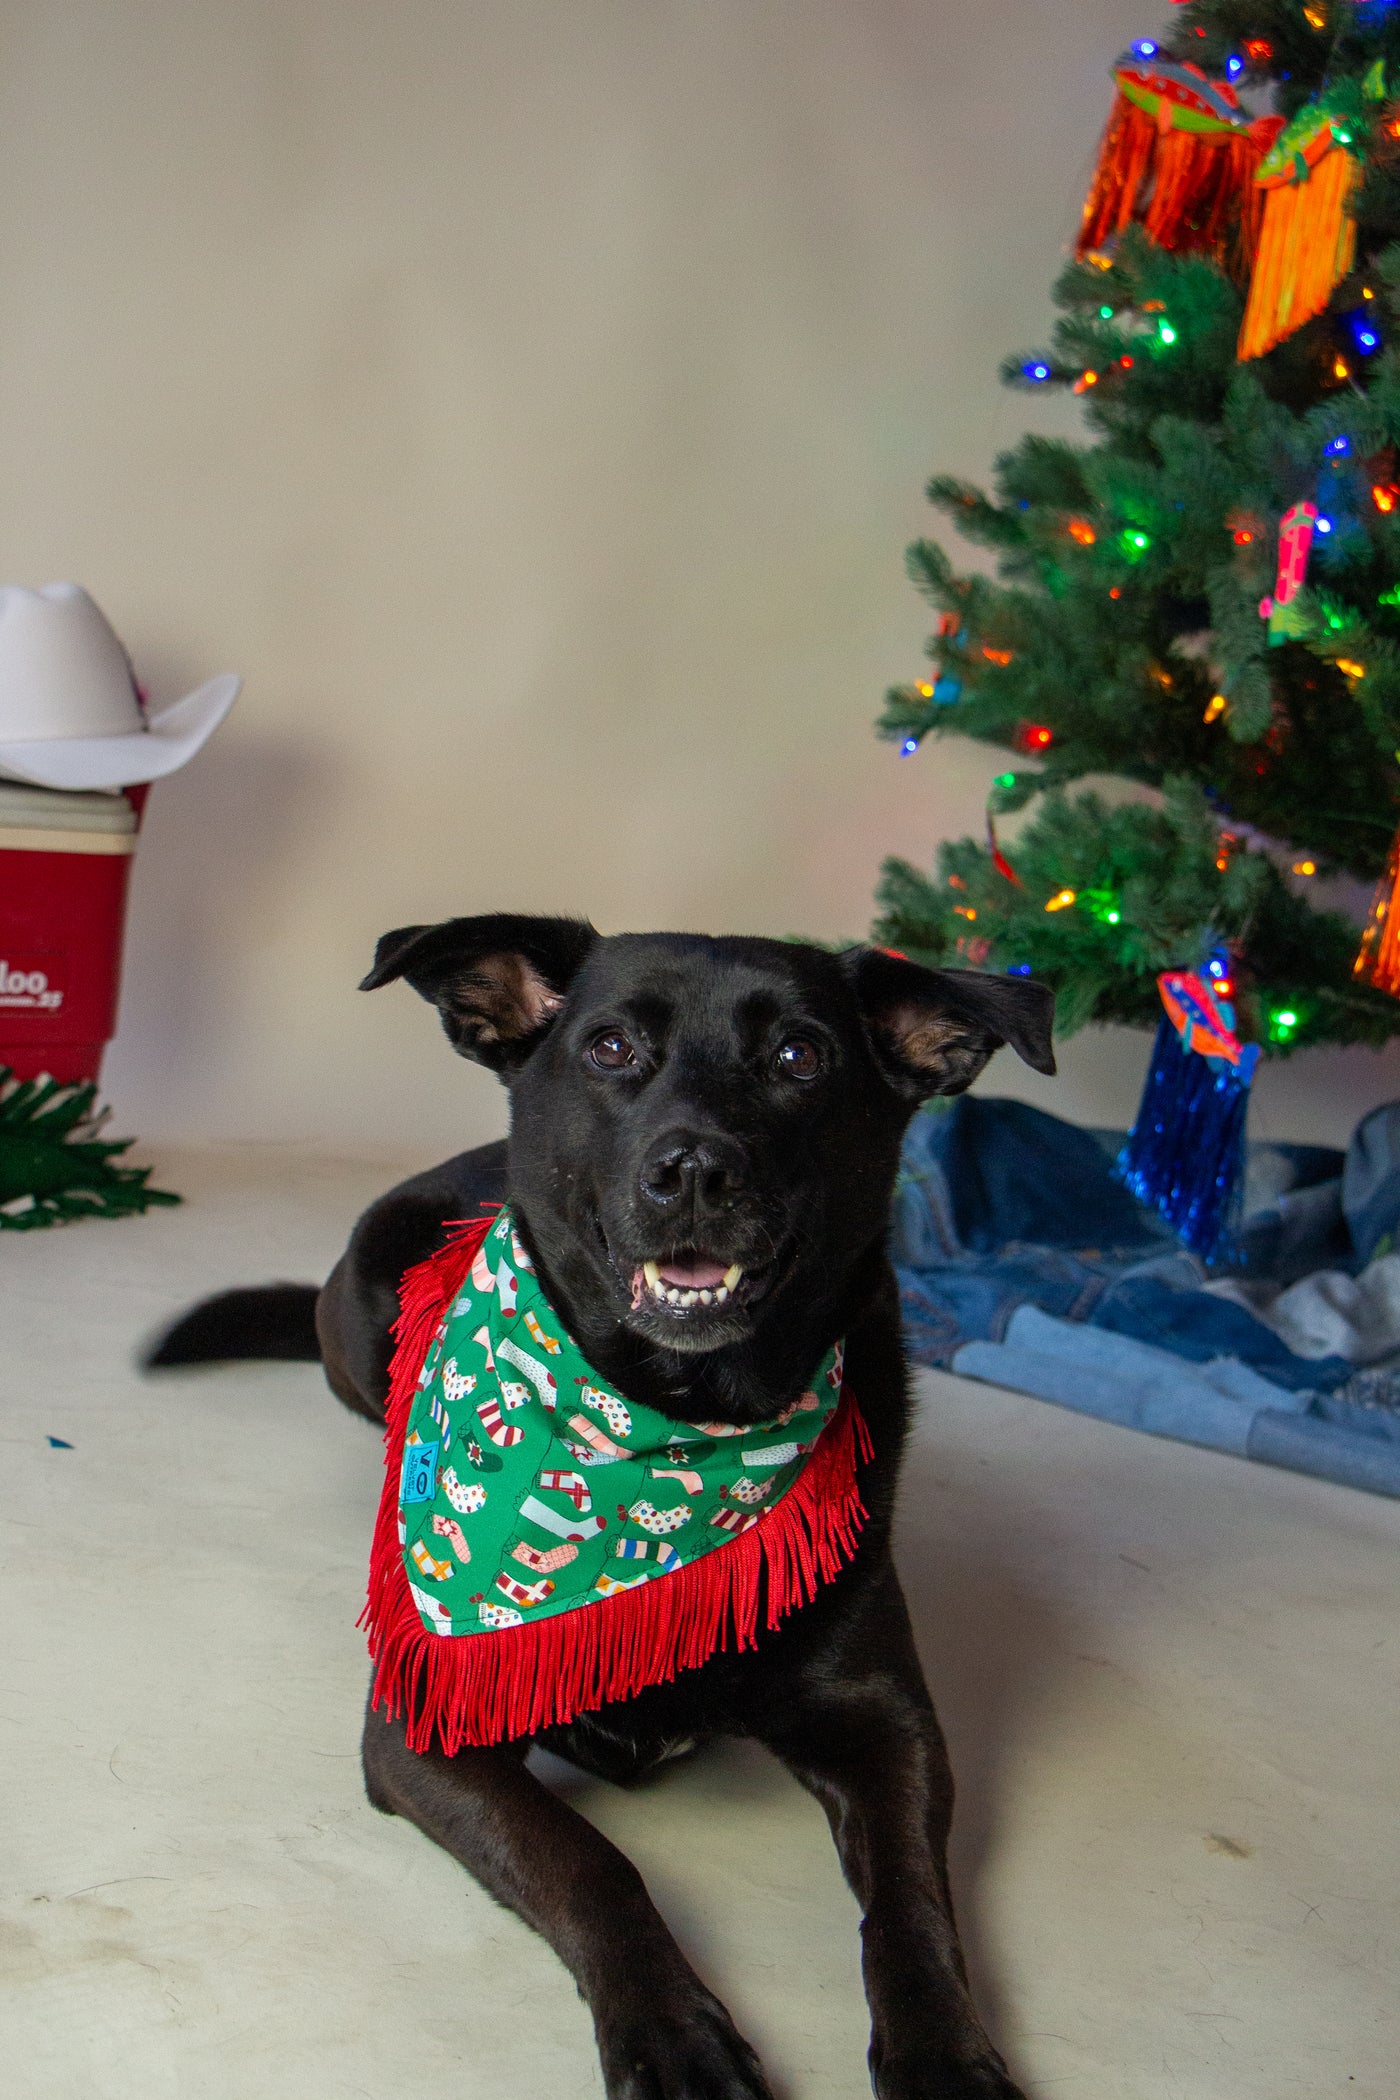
[143,1284,322,1369]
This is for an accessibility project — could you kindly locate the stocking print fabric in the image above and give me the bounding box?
[364,1210,872,1750]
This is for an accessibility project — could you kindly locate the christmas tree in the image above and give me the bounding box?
[877,0,1400,1090]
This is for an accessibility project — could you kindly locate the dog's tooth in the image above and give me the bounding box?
[666,1287,682,1305]
[679,1290,697,1308]
[722,1264,743,1291]
[715,1285,729,1304]
[651,1276,668,1300]
[644,1260,662,1292]
[699,1289,713,1305]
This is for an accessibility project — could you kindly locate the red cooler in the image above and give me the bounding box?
[0,782,139,1084]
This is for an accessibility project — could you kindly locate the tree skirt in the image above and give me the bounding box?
[896,1097,1400,1501]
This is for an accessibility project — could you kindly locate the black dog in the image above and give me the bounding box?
[151,913,1054,2099]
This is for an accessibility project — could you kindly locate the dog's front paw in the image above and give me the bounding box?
[872,2042,1028,2100]
[598,1986,775,2100]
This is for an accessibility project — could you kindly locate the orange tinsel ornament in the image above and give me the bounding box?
[1354,835,1400,996]
[1077,52,1273,270]
[1238,108,1359,359]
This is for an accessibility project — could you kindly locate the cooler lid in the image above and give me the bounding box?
[0,781,135,834]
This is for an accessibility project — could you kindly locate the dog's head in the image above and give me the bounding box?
[363,914,1054,1420]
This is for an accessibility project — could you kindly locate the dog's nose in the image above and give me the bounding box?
[638,1130,751,1214]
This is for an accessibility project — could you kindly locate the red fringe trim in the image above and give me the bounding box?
[362,1210,874,1752]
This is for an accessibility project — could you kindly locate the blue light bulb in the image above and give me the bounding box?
[1023,361,1051,383]
[1326,435,1352,456]
[1226,54,1244,78]
[1316,516,1334,535]
[1131,38,1158,59]
[900,737,918,757]
[1358,329,1380,352]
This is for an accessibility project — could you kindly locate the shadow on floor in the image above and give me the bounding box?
[894,1432,1090,2098]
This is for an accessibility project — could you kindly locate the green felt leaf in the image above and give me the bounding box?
[0,1071,179,1228]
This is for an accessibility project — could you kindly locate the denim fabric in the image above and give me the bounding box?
[1247,1409,1400,1498]
[950,1309,1400,1497]
[954,1306,1309,1457]
[894,1098,1347,1383]
[895,1096,1172,1257]
[899,1246,1123,1365]
[1228,1104,1400,1277]
[1234,1177,1352,1285]
[1090,1274,1353,1393]
[1343,1102,1400,1265]
[896,1094,1400,1501]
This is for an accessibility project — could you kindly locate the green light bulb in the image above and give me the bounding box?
[1158,322,1177,345]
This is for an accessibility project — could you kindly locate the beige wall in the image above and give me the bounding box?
[5,0,1399,1159]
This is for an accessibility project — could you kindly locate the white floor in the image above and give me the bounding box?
[3,1144,1398,2100]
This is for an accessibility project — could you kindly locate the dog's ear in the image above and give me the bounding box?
[360,913,599,1073]
[844,948,1055,1100]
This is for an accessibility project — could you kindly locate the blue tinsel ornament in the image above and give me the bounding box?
[1117,965,1259,1263]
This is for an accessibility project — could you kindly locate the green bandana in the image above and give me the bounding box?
[402,1206,841,1628]
[365,1210,869,1750]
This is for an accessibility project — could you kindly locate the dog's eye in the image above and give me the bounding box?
[587,1031,638,1071]
[775,1038,821,1080]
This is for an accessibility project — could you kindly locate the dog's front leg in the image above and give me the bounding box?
[759,1572,1026,2100]
[363,1702,774,2099]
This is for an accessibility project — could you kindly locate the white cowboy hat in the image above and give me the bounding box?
[0,582,240,791]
